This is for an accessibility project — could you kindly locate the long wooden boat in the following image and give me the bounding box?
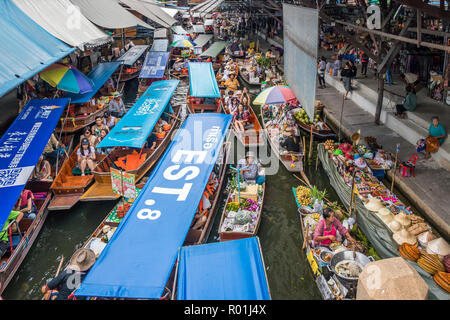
[0,181,52,294]
[80,105,182,202]
[295,118,336,139]
[237,61,261,89]
[260,107,304,172]
[116,65,142,83]
[188,95,222,113]
[55,101,109,135]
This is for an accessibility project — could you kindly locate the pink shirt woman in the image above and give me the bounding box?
[313,208,355,246]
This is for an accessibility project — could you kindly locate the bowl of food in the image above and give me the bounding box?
[320,251,334,264]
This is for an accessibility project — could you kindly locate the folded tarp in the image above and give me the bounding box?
[71,0,153,29]
[0,0,74,98]
[139,51,170,79]
[192,24,206,33]
[194,34,213,48]
[12,0,110,50]
[151,39,169,52]
[176,237,271,300]
[97,80,178,148]
[117,45,149,65]
[188,62,220,98]
[199,41,226,57]
[0,99,68,228]
[172,25,187,34]
[65,62,121,104]
[75,113,232,299]
[120,0,177,28]
[154,28,168,38]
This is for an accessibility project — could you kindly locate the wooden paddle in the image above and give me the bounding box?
[42,256,64,300]
[302,224,310,251]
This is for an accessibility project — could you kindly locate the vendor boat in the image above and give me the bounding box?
[237,60,261,89]
[187,62,223,113]
[293,108,335,139]
[226,41,245,59]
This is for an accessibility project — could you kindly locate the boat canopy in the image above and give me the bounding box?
[75,113,232,299]
[139,51,170,79]
[199,41,227,57]
[96,80,179,148]
[154,28,168,39]
[176,237,271,300]
[121,0,177,28]
[172,25,187,34]
[198,0,223,16]
[12,0,110,50]
[117,45,150,66]
[151,39,169,51]
[71,0,153,29]
[0,0,74,98]
[0,99,68,228]
[188,62,220,98]
[194,34,213,48]
[65,62,122,104]
[191,0,215,11]
[192,24,206,34]
[173,34,190,42]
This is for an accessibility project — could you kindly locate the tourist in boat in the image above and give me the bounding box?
[109,92,126,118]
[237,151,265,185]
[233,104,249,133]
[91,115,110,137]
[313,207,356,247]
[225,73,239,93]
[158,117,171,132]
[241,95,251,111]
[425,116,447,159]
[32,155,52,181]
[225,90,234,108]
[155,124,167,141]
[103,111,117,130]
[0,210,23,258]
[395,85,417,119]
[43,133,64,166]
[18,189,37,219]
[96,129,112,155]
[81,128,99,147]
[145,130,158,150]
[41,248,95,300]
[242,87,251,103]
[229,97,240,114]
[77,138,96,176]
[191,176,218,230]
[280,127,301,153]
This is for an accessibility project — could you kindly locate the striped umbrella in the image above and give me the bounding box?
[253,85,297,105]
[170,39,197,48]
[40,63,93,94]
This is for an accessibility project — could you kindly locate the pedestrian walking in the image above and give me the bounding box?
[361,51,368,76]
[318,56,326,89]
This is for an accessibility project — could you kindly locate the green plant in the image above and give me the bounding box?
[256,55,270,68]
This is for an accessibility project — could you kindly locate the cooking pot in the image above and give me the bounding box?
[327,250,374,285]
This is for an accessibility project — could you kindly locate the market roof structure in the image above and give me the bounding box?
[199,41,227,57]
[171,25,188,34]
[154,28,168,38]
[0,0,75,97]
[161,7,178,18]
[12,0,110,50]
[194,34,213,48]
[192,24,206,33]
[71,0,153,29]
[120,0,177,28]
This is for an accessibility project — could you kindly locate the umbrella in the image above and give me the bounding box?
[40,63,93,94]
[170,39,197,48]
[253,85,297,105]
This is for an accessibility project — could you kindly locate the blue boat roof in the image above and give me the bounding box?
[188,62,221,98]
[139,51,170,79]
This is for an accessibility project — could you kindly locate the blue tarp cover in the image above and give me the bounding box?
[75,113,232,299]
[188,62,220,98]
[177,237,271,300]
[0,0,74,98]
[65,62,121,104]
[139,51,170,79]
[151,39,169,52]
[0,99,68,228]
[96,80,179,148]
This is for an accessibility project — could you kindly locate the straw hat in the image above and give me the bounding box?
[68,248,96,271]
[175,58,183,63]
[393,229,417,246]
[426,238,450,260]
[102,225,111,234]
[394,211,412,228]
[418,231,435,249]
[376,208,394,225]
[364,197,384,212]
[388,220,403,233]
[246,151,255,158]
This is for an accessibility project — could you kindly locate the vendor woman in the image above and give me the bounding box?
[313,208,356,246]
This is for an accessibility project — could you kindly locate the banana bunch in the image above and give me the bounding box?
[311,213,321,221]
[295,186,312,206]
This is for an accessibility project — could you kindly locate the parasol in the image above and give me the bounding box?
[253,85,297,105]
[40,63,93,94]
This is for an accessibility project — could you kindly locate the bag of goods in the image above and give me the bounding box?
[417,253,446,275]
[398,243,420,262]
[433,271,450,293]
[234,210,252,225]
[324,140,335,152]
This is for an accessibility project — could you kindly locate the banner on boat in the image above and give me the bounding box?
[139,51,170,79]
[0,99,68,227]
[75,113,232,299]
[117,45,149,66]
[177,237,271,300]
[188,62,221,98]
[110,168,136,200]
[97,80,179,148]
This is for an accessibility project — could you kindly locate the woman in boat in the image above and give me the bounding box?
[33,155,52,181]
[225,73,239,93]
[241,95,251,111]
[81,128,99,147]
[91,115,109,137]
[96,129,112,155]
[313,207,356,247]
[242,87,251,103]
[145,130,158,150]
[18,189,37,219]
[228,97,240,114]
[237,151,265,185]
[233,104,249,133]
[191,176,218,230]
[280,127,300,153]
[77,138,96,176]
[155,124,167,141]
[103,111,117,130]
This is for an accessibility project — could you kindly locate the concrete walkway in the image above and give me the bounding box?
[317,83,450,240]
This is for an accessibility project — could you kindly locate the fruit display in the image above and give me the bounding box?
[324,140,336,152]
[294,108,321,125]
[226,201,240,212]
[417,253,446,275]
[295,186,312,206]
[433,271,450,293]
[398,243,420,262]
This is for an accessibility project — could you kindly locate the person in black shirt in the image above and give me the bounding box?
[280,127,300,153]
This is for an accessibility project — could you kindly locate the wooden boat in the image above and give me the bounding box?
[218,179,265,242]
[188,95,222,113]
[80,105,182,202]
[116,65,142,83]
[295,117,336,139]
[55,101,109,135]
[260,107,304,172]
[0,181,52,294]
[237,60,261,89]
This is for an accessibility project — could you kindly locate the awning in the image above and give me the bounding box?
[12,0,110,50]
[97,80,178,148]
[172,25,187,34]
[177,237,271,300]
[117,45,149,65]
[120,0,177,28]
[0,99,68,228]
[151,39,169,52]
[0,0,74,98]
[182,13,190,19]
[191,0,214,11]
[161,7,178,18]
[188,62,220,98]
[154,28,168,38]
[199,41,226,57]
[65,62,122,104]
[75,113,232,299]
[204,19,214,26]
[139,51,170,79]
[199,0,224,15]
[194,34,213,48]
[173,34,190,42]
[70,0,153,29]
[192,24,206,33]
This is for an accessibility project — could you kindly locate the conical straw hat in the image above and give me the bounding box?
[394,211,412,228]
[364,198,384,212]
[393,229,417,246]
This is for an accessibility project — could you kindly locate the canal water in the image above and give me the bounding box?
[4,75,351,300]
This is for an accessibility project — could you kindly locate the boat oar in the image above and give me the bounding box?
[42,256,64,300]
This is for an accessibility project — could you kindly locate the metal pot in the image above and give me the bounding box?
[328,250,374,284]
